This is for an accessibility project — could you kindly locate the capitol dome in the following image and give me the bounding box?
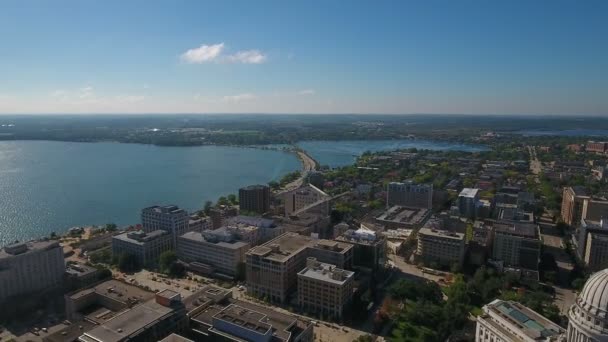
[567,269,608,342]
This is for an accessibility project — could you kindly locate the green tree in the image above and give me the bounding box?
[159,250,178,274]
[203,200,213,215]
[227,194,238,205]
[117,253,140,272]
[105,223,118,232]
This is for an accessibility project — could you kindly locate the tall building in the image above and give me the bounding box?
[386,180,433,209]
[0,240,65,303]
[582,199,608,222]
[177,230,250,278]
[141,205,190,246]
[492,222,541,270]
[246,232,353,303]
[561,187,589,226]
[476,299,565,342]
[239,184,271,214]
[112,230,172,268]
[567,269,608,341]
[416,226,466,268]
[209,205,238,229]
[283,184,330,216]
[335,225,386,270]
[297,257,354,320]
[458,188,480,219]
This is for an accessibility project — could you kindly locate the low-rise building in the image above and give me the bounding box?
[246,232,353,303]
[188,214,213,232]
[586,141,608,153]
[375,205,430,229]
[386,180,433,209]
[297,257,354,320]
[77,289,188,342]
[112,230,173,268]
[476,299,565,342]
[177,230,250,278]
[0,240,65,304]
[65,262,101,291]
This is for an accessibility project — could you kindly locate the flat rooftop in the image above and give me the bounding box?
[483,300,564,340]
[376,206,430,225]
[298,261,354,285]
[192,298,310,342]
[179,231,249,249]
[247,233,352,262]
[419,227,465,240]
[0,240,60,259]
[160,334,194,342]
[69,279,155,304]
[66,262,98,277]
[459,188,480,198]
[494,222,539,239]
[79,300,174,342]
[113,229,169,245]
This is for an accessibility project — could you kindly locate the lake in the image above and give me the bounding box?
[0,141,300,245]
[514,129,608,137]
[298,139,489,167]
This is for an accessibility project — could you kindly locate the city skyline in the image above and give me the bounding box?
[0,1,607,115]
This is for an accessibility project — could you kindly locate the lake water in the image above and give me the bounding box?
[514,129,608,137]
[298,139,489,167]
[0,141,300,245]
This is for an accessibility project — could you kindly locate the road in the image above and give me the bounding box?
[277,149,318,194]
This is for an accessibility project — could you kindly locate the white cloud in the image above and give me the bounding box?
[221,93,257,102]
[78,86,94,99]
[115,95,146,103]
[50,90,67,97]
[226,50,267,64]
[298,89,315,95]
[180,43,267,64]
[180,43,225,64]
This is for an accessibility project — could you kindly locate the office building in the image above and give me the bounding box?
[239,184,271,214]
[576,219,608,267]
[142,205,190,246]
[297,257,354,319]
[246,232,353,303]
[78,289,188,342]
[209,205,238,229]
[386,180,433,209]
[65,262,102,291]
[177,230,250,277]
[227,215,281,242]
[476,299,565,342]
[585,141,608,153]
[416,226,466,268]
[112,230,172,268]
[492,222,541,270]
[458,188,480,219]
[0,240,65,303]
[582,198,608,222]
[283,184,330,216]
[375,205,430,229]
[335,225,386,270]
[567,269,608,341]
[188,214,213,232]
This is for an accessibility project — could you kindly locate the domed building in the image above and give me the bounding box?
[568,268,608,341]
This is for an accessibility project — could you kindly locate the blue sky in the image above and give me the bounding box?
[0,0,606,114]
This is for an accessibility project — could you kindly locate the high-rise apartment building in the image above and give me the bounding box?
[561,187,589,226]
[209,205,238,229]
[141,205,190,246]
[0,241,65,303]
[458,188,480,219]
[386,180,433,209]
[239,184,271,214]
[416,227,466,268]
[246,232,353,303]
[492,222,541,270]
[297,257,354,320]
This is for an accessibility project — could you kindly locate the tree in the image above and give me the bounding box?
[227,194,238,205]
[203,201,213,215]
[268,180,280,190]
[105,223,118,232]
[217,196,229,206]
[117,253,140,272]
[159,250,178,274]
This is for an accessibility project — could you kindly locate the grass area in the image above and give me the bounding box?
[470,306,483,317]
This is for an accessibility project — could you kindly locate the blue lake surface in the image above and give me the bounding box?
[0,141,300,245]
[514,129,608,137]
[298,139,489,168]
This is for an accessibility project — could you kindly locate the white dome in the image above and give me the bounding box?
[578,269,608,317]
[567,269,608,341]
